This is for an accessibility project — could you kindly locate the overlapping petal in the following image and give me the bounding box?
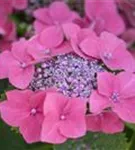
[41,92,86,143]
[0,90,46,143]
[86,111,124,133]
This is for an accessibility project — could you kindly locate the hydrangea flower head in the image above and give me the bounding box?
[0,0,135,146]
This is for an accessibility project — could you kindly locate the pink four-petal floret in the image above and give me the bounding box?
[90,72,135,123]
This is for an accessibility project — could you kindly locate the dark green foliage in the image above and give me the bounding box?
[0,121,53,150]
[0,79,8,94]
[54,132,128,150]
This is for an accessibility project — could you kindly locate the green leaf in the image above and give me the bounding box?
[17,23,28,36]
[86,132,128,150]
[53,139,89,150]
[0,79,8,94]
[54,132,128,150]
[126,123,135,131]
[0,93,6,101]
[0,121,53,150]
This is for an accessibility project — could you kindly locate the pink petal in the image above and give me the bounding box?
[33,8,53,25]
[29,91,46,110]
[59,99,86,138]
[11,39,32,63]
[43,93,67,116]
[9,63,35,89]
[86,114,101,132]
[116,72,135,98]
[0,40,12,52]
[51,41,73,56]
[71,38,90,59]
[39,26,64,48]
[85,0,125,35]
[113,98,135,123]
[4,20,16,41]
[62,23,80,40]
[118,1,135,27]
[41,114,67,144]
[12,0,28,10]
[92,18,105,35]
[7,90,33,104]
[101,111,124,133]
[0,101,29,126]
[71,29,97,59]
[97,72,115,97]
[42,93,86,141]
[33,21,48,34]
[5,90,33,111]
[80,36,100,59]
[89,91,110,113]
[71,12,83,26]
[86,111,124,133]
[20,115,43,143]
[77,29,97,43]
[102,45,135,72]
[0,51,14,79]
[49,2,71,24]
[27,36,49,60]
[0,0,12,15]
[103,12,125,36]
[85,0,116,20]
[99,32,135,71]
[121,28,135,46]
[100,32,126,54]
[59,118,86,139]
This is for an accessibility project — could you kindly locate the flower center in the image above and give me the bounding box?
[44,49,51,55]
[30,108,37,115]
[20,62,27,68]
[103,52,112,60]
[60,115,66,120]
[111,92,119,102]
[30,54,104,98]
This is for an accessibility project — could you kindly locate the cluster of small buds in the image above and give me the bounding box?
[30,53,104,98]
[30,59,55,91]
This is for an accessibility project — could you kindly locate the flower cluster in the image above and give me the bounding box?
[0,0,135,145]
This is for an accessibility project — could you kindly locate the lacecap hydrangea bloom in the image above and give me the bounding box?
[0,0,135,145]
